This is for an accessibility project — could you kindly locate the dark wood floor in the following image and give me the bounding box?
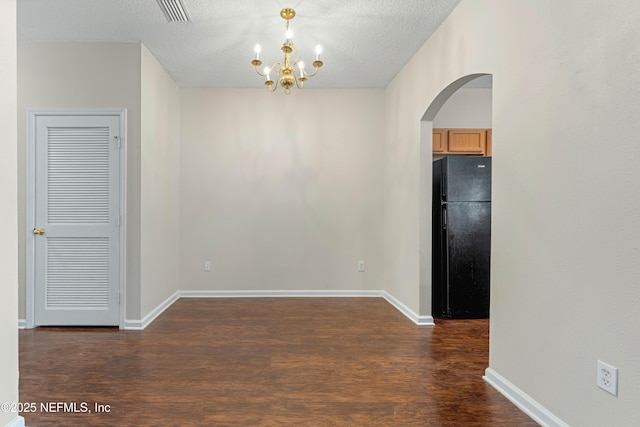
[19,298,537,426]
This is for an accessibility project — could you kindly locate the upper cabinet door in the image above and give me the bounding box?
[447,129,486,154]
[433,129,448,153]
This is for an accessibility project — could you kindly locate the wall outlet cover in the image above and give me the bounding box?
[597,360,618,396]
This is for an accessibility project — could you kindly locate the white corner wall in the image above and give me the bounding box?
[179,89,385,293]
[385,0,640,425]
[0,0,20,426]
[140,45,181,318]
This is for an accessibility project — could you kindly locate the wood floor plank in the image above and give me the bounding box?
[19,298,538,426]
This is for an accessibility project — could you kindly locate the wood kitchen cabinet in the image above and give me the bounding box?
[432,129,448,153]
[433,128,492,156]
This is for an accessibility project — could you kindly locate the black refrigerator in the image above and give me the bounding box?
[432,156,491,319]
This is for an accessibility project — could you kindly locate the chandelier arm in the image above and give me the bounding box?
[267,70,282,92]
[255,62,283,77]
[302,67,321,78]
[294,74,304,90]
[254,65,266,77]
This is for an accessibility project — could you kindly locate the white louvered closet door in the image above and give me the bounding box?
[34,115,121,326]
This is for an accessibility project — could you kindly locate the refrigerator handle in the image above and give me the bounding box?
[442,174,446,201]
[442,205,450,315]
[442,205,447,230]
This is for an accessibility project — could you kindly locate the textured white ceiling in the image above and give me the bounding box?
[17,0,462,89]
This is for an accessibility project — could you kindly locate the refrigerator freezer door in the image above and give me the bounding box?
[444,156,491,202]
[444,202,491,318]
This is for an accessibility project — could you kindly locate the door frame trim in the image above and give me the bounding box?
[26,108,127,329]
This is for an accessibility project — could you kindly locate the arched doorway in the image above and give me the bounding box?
[418,73,493,318]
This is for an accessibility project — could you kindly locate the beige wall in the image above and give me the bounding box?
[0,0,19,425]
[179,89,385,293]
[140,45,181,317]
[385,0,640,425]
[432,87,491,128]
[17,42,143,320]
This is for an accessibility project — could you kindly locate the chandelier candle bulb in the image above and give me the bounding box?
[251,44,263,67]
[315,45,322,60]
[299,62,305,78]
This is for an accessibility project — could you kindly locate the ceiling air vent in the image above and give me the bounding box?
[156,0,190,23]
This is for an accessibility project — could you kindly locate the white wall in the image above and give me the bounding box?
[432,87,491,128]
[140,45,181,317]
[17,42,143,320]
[0,0,20,425]
[385,0,640,425]
[17,42,183,323]
[179,89,385,293]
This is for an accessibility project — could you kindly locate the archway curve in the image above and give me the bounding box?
[418,72,493,318]
[422,73,491,121]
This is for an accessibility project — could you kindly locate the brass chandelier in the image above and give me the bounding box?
[251,8,324,94]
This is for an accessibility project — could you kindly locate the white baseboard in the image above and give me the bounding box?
[383,292,435,325]
[484,368,568,427]
[17,319,26,329]
[179,289,385,299]
[123,290,434,330]
[124,291,180,330]
[5,415,25,427]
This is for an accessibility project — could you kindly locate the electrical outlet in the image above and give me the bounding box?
[358,261,365,272]
[204,261,211,272]
[597,360,618,396]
